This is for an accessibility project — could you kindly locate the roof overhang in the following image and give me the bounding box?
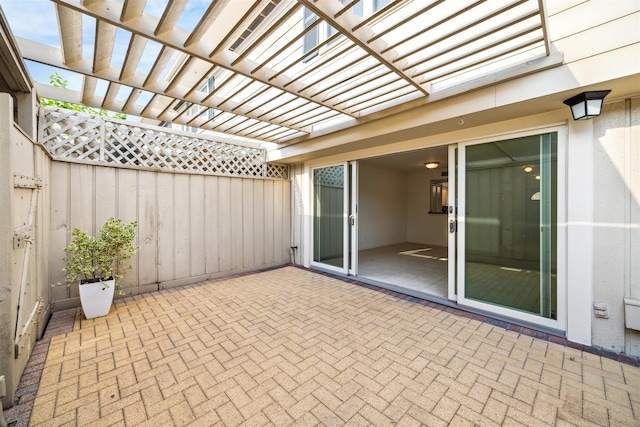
[0,7,33,93]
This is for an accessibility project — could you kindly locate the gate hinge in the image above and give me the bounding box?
[13,227,33,249]
[13,174,42,189]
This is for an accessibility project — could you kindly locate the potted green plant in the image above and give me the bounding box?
[58,218,137,319]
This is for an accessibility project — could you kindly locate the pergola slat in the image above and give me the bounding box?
[52,0,357,118]
[142,46,177,88]
[298,0,430,95]
[29,0,551,144]
[155,0,189,35]
[81,75,97,105]
[122,87,142,112]
[410,20,542,75]
[184,0,231,47]
[120,0,147,22]
[351,0,403,31]
[368,0,446,44]
[120,34,147,81]
[55,4,83,65]
[230,3,301,67]
[394,2,534,64]
[93,20,117,72]
[18,38,312,135]
[102,82,121,109]
[208,0,268,55]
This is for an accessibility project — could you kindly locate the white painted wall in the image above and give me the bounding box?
[358,164,448,250]
[406,169,448,247]
[358,162,407,250]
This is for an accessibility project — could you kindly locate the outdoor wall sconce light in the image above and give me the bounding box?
[563,90,611,120]
[424,162,439,169]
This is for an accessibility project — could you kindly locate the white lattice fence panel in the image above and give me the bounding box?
[103,122,266,176]
[314,166,344,187]
[266,163,289,179]
[38,107,289,178]
[39,107,103,160]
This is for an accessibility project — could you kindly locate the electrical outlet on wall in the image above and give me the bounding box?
[593,302,609,319]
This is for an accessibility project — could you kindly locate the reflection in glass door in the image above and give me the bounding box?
[313,164,347,272]
[458,133,557,322]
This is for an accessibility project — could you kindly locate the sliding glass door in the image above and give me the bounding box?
[456,132,561,327]
[312,163,357,274]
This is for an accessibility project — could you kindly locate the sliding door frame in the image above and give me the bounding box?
[455,126,567,331]
[310,162,359,276]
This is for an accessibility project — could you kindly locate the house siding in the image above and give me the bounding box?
[592,98,640,355]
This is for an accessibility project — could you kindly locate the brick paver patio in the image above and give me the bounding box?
[28,267,640,426]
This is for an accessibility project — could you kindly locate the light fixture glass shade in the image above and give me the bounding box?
[425,162,439,169]
[563,90,611,120]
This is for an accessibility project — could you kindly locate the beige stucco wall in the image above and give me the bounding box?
[592,98,640,355]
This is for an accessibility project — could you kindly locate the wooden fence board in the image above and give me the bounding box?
[174,174,191,280]
[157,173,175,282]
[243,179,254,268]
[94,167,116,228]
[190,174,205,277]
[49,162,70,300]
[137,171,158,286]
[218,177,232,272]
[274,181,284,263]
[117,168,139,288]
[231,178,243,271]
[254,180,265,266]
[204,176,220,274]
[263,180,275,264]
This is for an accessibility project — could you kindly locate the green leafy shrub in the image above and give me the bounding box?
[57,218,138,294]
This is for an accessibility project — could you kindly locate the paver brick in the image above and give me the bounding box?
[26,267,640,426]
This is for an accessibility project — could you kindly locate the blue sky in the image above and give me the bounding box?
[0,0,210,104]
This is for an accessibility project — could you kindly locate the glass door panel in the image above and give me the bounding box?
[313,164,348,272]
[459,133,557,320]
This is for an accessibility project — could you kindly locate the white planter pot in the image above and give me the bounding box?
[79,278,115,319]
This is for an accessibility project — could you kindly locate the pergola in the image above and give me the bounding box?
[15,0,556,146]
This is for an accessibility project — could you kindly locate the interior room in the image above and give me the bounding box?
[357,146,450,298]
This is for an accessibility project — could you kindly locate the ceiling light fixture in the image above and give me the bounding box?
[563,90,611,120]
[524,166,533,173]
[425,162,439,169]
